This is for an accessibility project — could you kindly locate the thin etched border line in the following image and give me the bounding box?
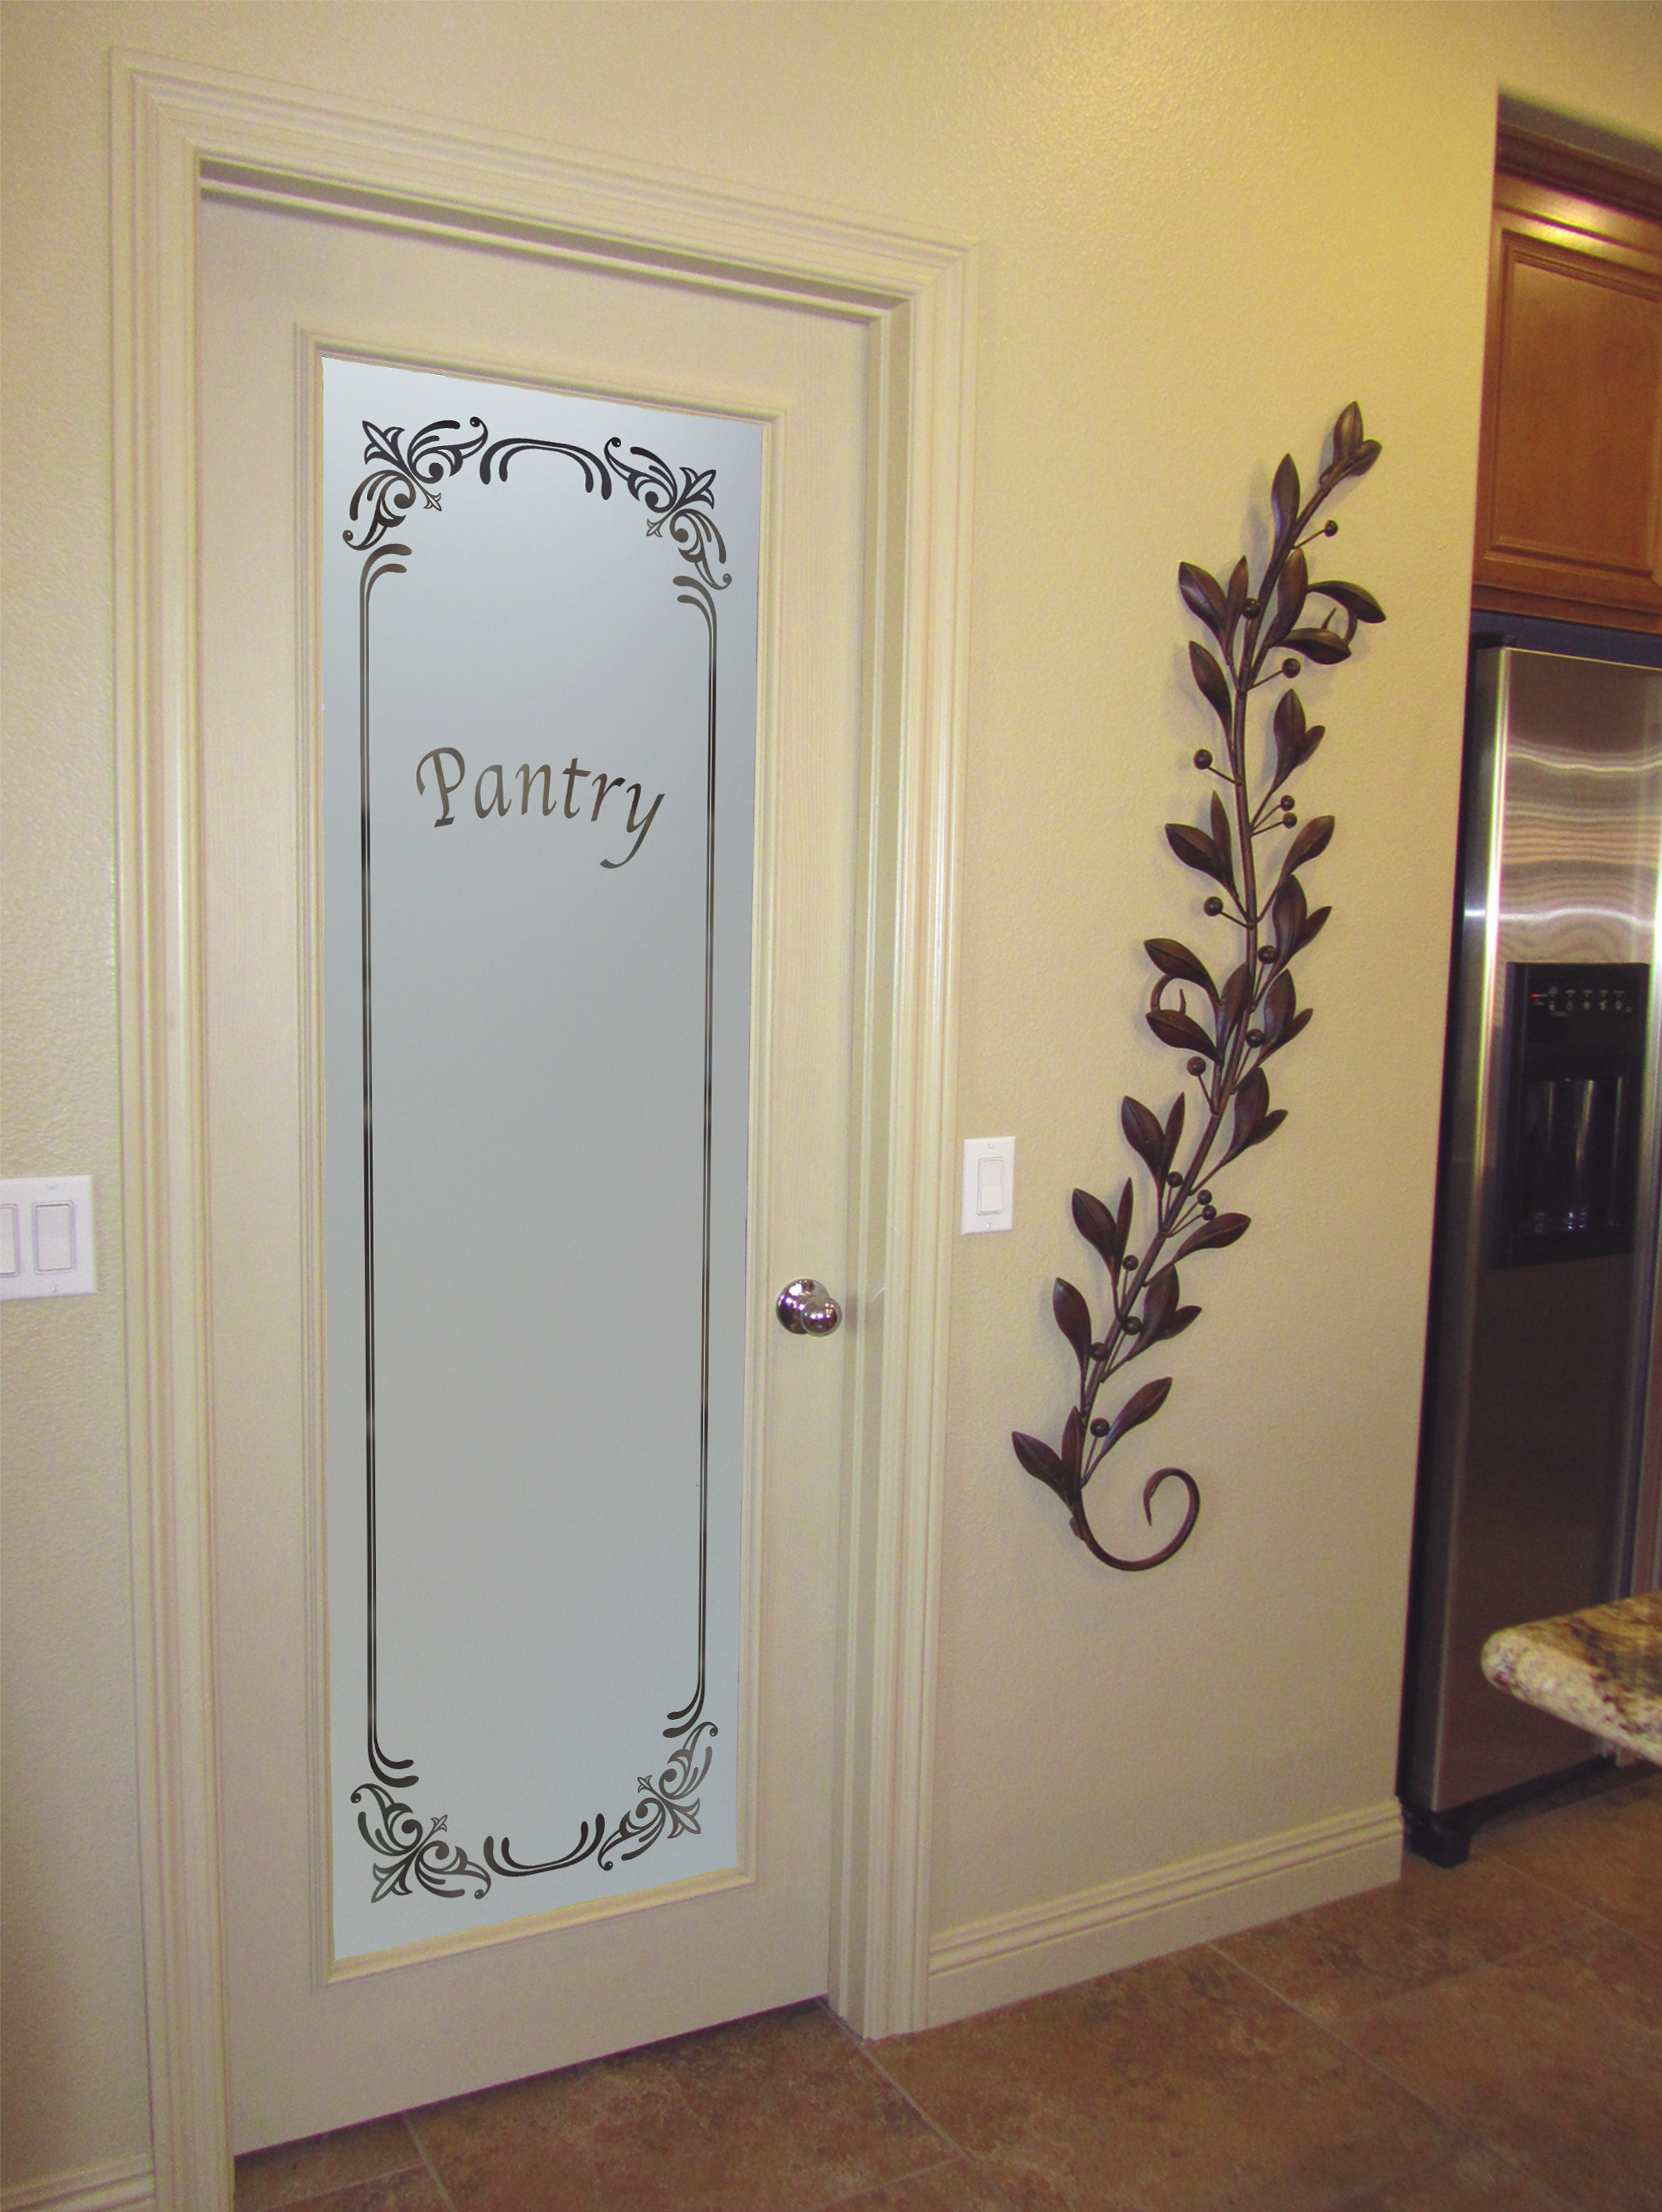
[347,409,724,1886]
[358,538,415,1791]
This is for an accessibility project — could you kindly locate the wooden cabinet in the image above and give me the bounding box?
[1472,137,1662,633]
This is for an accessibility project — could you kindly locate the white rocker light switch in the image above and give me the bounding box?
[0,1177,96,1300]
[962,1136,1015,1233]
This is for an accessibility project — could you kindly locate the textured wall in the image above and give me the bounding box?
[3,0,1660,2191]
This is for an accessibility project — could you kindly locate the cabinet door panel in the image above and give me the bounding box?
[1474,173,1662,632]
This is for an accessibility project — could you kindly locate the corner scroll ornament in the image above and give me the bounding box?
[343,418,489,551]
[603,441,730,591]
[1011,403,1385,1571]
[351,1784,494,1903]
[343,401,732,1904]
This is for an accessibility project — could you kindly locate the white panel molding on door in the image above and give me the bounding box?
[112,50,973,2212]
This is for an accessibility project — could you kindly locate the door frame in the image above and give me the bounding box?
[112,51,973,2212]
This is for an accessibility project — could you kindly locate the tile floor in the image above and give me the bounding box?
[235,1766,1660,2212]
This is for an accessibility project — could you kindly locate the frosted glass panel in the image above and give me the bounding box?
[322,359,760,1957]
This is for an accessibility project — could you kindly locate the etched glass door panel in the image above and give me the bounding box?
[323,359,761,1957]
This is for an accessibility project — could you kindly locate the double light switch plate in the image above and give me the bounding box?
[0,1177,96,1299]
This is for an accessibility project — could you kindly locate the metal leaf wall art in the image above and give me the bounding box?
[1011,404,1384,1570]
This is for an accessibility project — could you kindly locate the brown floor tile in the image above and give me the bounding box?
[1477,1769,1662,1946]
[1327,2142,1565,2210]
[877,1946,1453,2212]
[1341,1922,1662,2212]
[410,2038,692,2212]
[409,2001,947,2211]
[234,2116,422,2210]
[280,2174,451,2212]
[1216,1853,1596,2025]
[836,2156,1016,2209]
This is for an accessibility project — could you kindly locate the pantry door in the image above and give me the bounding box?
[198,187,865,2150]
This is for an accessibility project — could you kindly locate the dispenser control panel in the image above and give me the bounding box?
[1496,962,1650,1267]
[1526,976,1644,1022]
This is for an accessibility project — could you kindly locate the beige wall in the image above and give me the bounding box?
[4,0,1660,2191]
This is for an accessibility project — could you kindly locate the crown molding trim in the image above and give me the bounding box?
[1496,122,1662,227]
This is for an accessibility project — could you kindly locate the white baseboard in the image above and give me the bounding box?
[926,1799,1403,2028]
[0,2157,155,2212]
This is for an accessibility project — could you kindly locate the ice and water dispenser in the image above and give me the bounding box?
[1496,963,1649,1268]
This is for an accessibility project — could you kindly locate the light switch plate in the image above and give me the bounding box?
[961,1136,1015,1233]
[0,1177,96,1299]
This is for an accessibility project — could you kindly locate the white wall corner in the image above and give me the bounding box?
[923,1801,1404,2028]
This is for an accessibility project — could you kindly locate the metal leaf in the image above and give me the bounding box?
[1225,555,1250,641]
[1108,1373,1173,1446]
[1072,1188,1123,1275]
[1283,629,1351,665]
[1053,1277,1093,1371]
[1271,690,1327,793]
[1165,822,1232,888]
[1145,938,1218,1000]
[1268,544,1308,646]
[1271,686,1306,782]
[1271,453,1301,550]
[1296,723,1328,769]
[1208,792,1238,897]
[1218,962,1251,1043]
[1115,1178,1134,1254]
[1161,1093,1186,1179]
[1147,1007,1218,1061]
[1175,1211,1250,1259]
[1259,969,1297,1048]
[1276,815,1335,887]
[1121,1097,1164,1176]
[1187,640,1234,733]
[1296,904,1332,955]
[1260,972,1311,1056]
[1309,579,1385,624]
[1131,1266,1179,1355]
[1012,1429,1072,1503]
[1270,876,1307,964]
[1332,401,1363,462]
[1226,1066,1269,1158]
[1179,562,1228,637]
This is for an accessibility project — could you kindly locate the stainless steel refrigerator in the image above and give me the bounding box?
[1400,626,1662,1863]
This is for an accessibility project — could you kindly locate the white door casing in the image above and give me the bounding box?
[112,52,972,2212]
[203,206,860,2144]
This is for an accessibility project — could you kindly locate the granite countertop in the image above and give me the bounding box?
[1482,1589,1662,1765]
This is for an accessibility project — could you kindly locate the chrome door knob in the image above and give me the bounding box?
[775,1279,842,1336]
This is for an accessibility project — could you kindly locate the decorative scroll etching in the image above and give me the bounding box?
[344,417,489,550]
[326,366,754,1935]
[351,1721,717,1900]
